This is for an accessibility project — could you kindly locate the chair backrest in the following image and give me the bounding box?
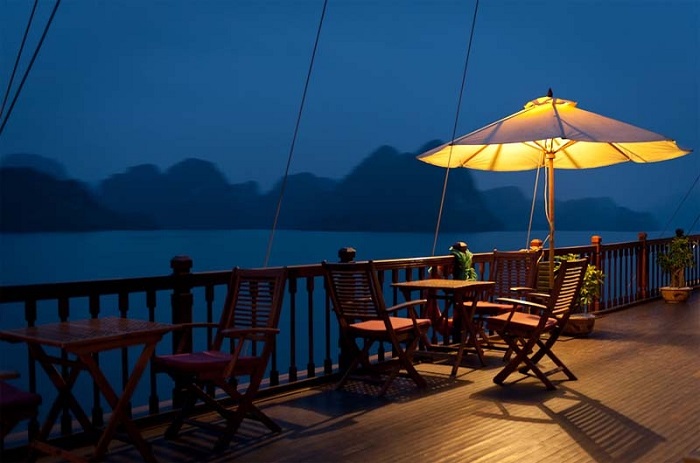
[547,258,587,319]
[322,260,386,325]
[212,267,287,351]
[533,260,551,292]
[488,250,540,299]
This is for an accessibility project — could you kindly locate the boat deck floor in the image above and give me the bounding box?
[38,294,700,463]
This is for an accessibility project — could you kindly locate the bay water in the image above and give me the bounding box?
[0,229,652,285]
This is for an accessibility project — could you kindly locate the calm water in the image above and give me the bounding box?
[0,229,652,285]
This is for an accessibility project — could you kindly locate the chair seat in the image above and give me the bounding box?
[0,381,42,411]
[486,311,557,333]
[473,301,512,316]
[348,317,431,335]
[154,351,258,379]
[1,380,41,441]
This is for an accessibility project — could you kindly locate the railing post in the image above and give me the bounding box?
[336,247,355,373]
[338,247,356,263]
[170,256,193,408]
[638,232,648,300]
[591,235,602,312]
[170,256,193,353]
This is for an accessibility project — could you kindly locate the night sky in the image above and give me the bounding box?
[1,0,697,227]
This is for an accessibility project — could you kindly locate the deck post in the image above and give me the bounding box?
[638,232,648,299]
[170,255,193,353]
[337,247,356,372]
[591,235,602,312]
[338,247,356,263]
[170,256,193,407]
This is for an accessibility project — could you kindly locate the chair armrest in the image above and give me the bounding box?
[169,322,219,331]
[495,297,547,313]
[511,286,535,293]
[220,327,280,339]
[0,370,20,380]
[386,299,428,314]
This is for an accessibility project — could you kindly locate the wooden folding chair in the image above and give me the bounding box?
[486,258,587,390]
[0,371,41,455]
[322,261,431,397]
[153,267,286,452]
[476,249,541,314]
[472,250,540,347]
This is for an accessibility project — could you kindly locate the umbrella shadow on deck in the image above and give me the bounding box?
[470,384,665,462]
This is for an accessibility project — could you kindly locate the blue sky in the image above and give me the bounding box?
[0,0,698,228]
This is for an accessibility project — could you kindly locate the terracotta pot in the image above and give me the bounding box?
[660,287,692,304]
[563,313,596,337]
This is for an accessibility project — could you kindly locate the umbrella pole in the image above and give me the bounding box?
[547,153,555,289]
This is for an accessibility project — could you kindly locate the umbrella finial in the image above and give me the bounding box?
[547,88,553,98]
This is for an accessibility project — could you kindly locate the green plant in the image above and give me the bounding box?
[449,243,478,280]
[657,235,695,287]
[555,254,605,313]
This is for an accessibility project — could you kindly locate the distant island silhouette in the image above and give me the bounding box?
[0,146,659,233]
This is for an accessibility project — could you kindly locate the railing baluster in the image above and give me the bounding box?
[306,276,315,379]
[288,275,298,383]
[89,294,104,427]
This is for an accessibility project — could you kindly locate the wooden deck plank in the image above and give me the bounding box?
[37,293,699,463]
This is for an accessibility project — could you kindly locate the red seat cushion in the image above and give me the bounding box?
[486,311,557,333]
[0,381,41,412]
[154,351,259,380]
[348,317,430,335]
[473,301,512,316]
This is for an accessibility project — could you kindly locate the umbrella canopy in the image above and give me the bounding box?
[418,91,692,286]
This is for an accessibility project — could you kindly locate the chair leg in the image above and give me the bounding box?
[493,336,539,384]
[336,341,373,391]
[377,336,426,396]
[493,337,528,385]
[535,338,577,381]
[214,379,280,452]
[164,385,199,439]
[495,335,559,390]
[518,332,576,382]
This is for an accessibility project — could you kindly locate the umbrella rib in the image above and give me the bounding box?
[550,98,568,140]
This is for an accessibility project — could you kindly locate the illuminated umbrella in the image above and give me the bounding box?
[418,90,692,286]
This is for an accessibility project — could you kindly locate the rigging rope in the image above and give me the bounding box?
[525,159,543,248]
[0,0,38,120]
[431,0,480,256]
[0,0,61,139]
[658,171,700,237]
[263,0,328,268]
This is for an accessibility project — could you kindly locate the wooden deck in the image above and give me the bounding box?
[39,294,700,463]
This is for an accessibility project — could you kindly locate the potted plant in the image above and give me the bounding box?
[657,229,695,303]
[555,253,605,336]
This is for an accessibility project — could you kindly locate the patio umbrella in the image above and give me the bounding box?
[418,90,692,286]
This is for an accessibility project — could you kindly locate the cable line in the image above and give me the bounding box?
[525,161,543,249]
[658,171,699,237]
[0,0,61,139]
[263,0,328,267]
[0,0,38,120]
[431,0,479,256]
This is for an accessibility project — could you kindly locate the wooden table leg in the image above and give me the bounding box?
[449,290,486,378]
[28,345,96,440]
[77,340,159,463]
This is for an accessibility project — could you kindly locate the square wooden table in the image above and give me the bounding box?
[0,317,173,462]
[392,279,495,377]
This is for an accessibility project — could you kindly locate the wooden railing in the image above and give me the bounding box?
[0,232,697,453]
